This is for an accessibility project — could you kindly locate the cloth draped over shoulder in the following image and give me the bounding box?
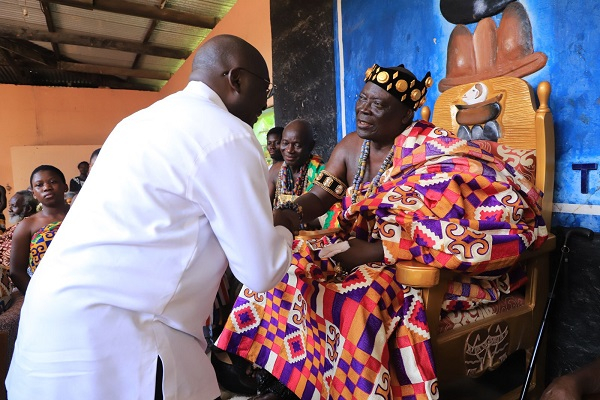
[28,221,62,276]
[340,120,547,275]
[216,120,547,400]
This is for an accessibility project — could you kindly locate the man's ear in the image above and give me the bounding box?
[226,68,242,94]
[402,110,415,124]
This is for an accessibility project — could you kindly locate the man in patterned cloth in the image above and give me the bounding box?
[268,119,339,230]
[216,63,548,400]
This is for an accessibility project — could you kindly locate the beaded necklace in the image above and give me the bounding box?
[274,159,310,207]
[351,140,395,204]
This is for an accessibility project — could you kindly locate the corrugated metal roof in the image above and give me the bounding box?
[0,0,237,91]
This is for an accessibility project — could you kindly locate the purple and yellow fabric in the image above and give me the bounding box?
[216,121,547,399]
[28,221,62,277]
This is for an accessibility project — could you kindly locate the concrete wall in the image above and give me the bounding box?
[270,0,337,161]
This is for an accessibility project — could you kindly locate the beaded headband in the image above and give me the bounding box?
[364,64,433,110]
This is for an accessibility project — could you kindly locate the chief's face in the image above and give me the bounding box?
[355,82,409,144]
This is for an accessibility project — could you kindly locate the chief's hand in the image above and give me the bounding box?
[329,239,384,270]
[540,376,581,400]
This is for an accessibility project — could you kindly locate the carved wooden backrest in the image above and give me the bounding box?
[424,77,554,226]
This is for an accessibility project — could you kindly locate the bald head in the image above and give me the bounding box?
[191,35,268,79]
[281,119,316,169]
[283,120,315,147]
[188,35,272,126]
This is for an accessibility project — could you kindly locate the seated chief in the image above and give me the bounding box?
[216,63,548,400]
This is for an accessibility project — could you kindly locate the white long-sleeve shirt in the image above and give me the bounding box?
[6,81,292,400]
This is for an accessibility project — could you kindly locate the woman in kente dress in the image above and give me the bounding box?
[10,165,69,294]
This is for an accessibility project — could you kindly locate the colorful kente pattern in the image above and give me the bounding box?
[217,243,438,400]
[274,155,325,207]
[217,120,547,399]
[339,120,547,276]
[28,221,62,276]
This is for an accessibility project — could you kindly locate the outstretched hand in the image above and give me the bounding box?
[273,208,301,234]
[321,239,384,271]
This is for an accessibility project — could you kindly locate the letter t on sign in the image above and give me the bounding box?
[572,163,598,194]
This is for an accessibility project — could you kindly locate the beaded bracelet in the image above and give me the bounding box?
[274,201,304,223]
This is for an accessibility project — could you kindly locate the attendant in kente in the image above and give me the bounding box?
[9,165,69,294]
[269,119,339,229]
[216,63,548,399]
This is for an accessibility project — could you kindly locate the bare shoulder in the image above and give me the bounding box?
[322,132,360,185]
[13,217,35,240]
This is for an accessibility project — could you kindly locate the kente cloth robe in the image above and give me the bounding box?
[216,120,547,400]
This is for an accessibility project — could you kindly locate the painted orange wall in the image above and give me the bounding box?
[0,0,271,211]
[0,85,159,193]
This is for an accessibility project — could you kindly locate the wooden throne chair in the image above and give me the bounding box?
[397,76,556,399]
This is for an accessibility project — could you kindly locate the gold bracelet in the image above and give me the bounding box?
[314,170,347,200]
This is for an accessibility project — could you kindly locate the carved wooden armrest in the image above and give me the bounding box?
[395,233,556,289]
[396,260,440,288]
[518,233,556,262]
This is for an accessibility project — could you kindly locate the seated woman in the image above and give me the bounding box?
[216,64,547,399]
[10,165,70,294]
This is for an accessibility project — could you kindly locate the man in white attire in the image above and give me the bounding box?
[6,34,293,400]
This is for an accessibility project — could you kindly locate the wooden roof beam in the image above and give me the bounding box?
[40,1,62,62]
[0,24,191,60]
[0,38,54,66]
[40,0,219,29]
[59,61,171,80]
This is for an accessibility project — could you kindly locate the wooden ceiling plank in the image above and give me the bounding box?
[0,24,191,60]
[40,0,219,29]
[59,61,171,80]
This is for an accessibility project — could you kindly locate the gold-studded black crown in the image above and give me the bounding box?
[364,64,433,110]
